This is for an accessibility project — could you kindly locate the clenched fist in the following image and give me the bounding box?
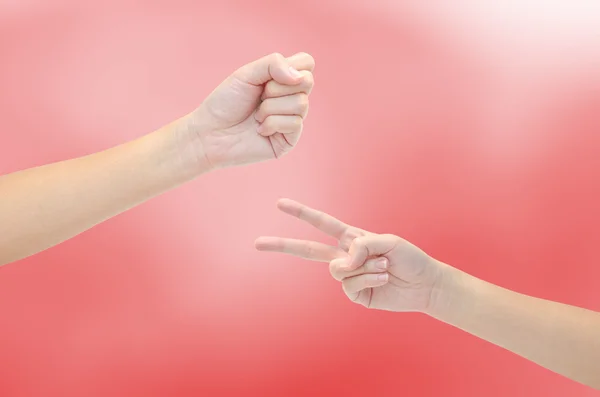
[186,52,315,170]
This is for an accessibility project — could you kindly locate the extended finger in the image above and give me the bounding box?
[254,237,345,262]
[276,199,349,240]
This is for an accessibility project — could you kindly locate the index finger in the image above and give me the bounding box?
[276,199,349,240]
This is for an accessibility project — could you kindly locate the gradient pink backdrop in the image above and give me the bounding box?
[1,1,600,396]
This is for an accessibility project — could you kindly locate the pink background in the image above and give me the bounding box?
[1,1,600,396]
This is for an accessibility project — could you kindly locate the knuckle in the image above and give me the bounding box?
[305,242,317,258]
[340,229,361,249]
[382,233,400,243]
[258,98,273,113]
[302,72,314,86]
[270,52,284,61]
[329,261,340,280]
[299,52,316,67]
[331,258,358,281]
[342,282,355,298]
[254,108,265,121]
[352,236,365,248]
[261,115,275,129]
[264,80,278,96]
[350,229,365,239]
[297,94,309,109]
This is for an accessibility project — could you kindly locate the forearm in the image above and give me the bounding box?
[428,264,600,388]
[0,115,208,265]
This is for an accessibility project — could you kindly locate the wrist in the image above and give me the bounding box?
[167,113,215,176]
[425,262,478,320]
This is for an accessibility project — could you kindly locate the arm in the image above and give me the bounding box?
[255,198,600,389]
[0,52,315,267]
[0,118,204,266]
[429,265,600,388]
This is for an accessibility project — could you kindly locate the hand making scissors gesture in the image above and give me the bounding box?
[256,199,443,312]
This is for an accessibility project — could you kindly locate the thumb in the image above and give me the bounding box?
[346,234,399,271]
[233,53,303,86]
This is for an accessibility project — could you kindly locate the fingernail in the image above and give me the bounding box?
[289,67,302,78]
[377,273,389,282]
[375,258,388,270]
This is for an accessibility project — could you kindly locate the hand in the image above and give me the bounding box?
[255,199,447,312]
[187,52,315,170]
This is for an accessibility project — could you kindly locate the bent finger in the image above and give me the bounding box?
[262,71,314,100]
[329,256,388,281]
[342,273,389,296]
[257,115,303,137]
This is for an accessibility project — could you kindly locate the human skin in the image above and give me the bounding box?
[0,52,315,266]
[255,198,600,390]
